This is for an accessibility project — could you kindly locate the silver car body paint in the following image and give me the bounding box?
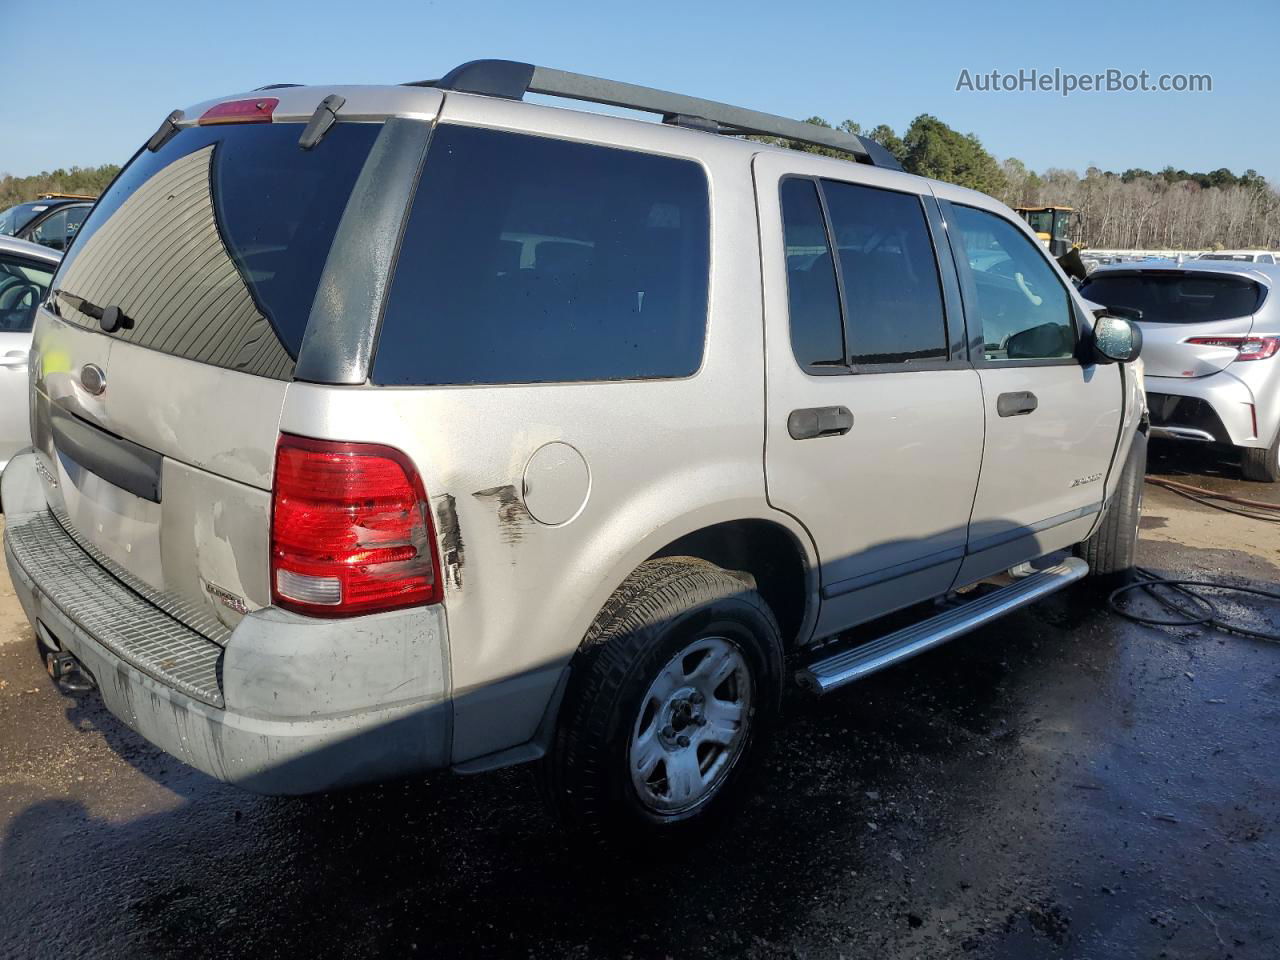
[3,81,1146,789]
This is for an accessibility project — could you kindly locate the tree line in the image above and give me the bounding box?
[0,166,120,210]
[765,115,1280,251]
[6,115,1277,250]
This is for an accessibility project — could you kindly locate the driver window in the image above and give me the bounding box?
[950,205,1074,361]
[0,255,54,332]
[32,209,71,251]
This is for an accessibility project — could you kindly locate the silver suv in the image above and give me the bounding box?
[1080,261,1280,481]
[2,61,1147,841]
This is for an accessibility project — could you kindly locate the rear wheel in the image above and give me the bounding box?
[1240,428,1280,483]
[1075,430,1146,581]
[540,557,783,845]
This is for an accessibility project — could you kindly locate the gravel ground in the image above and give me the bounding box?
[1,438,1277,959]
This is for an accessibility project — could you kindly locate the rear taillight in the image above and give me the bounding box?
[271,435,441,617]
[1184,335,1280,361]
[198,97,278,125]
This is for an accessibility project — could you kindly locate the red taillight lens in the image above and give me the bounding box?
[198,97,278,125]
[271,435,441,617]
[1184,335,1280,361]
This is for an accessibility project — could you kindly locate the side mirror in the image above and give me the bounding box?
[1091,315,1143,364]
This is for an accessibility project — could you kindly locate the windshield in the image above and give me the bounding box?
[50,120,380,379]
[0,202,47,236]
[1079,272,1264,323]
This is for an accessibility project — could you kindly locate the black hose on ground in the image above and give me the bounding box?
[1105,478,1280,642]
[1108,567,1280,643]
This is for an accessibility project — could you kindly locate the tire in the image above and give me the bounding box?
[539,557,784,845]
[1240,428,1280,483]
[1075,429,1147,581]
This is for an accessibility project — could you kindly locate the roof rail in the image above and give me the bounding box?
[405,60,903,170]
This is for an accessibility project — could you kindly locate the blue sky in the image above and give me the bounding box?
[2,0,1271,181]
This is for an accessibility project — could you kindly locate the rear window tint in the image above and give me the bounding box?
[821,180,947,365]
[373,125,710,386]
[50,122,380,379]
[1079,273,1264,324]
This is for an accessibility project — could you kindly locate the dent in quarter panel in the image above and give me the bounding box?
[472,484,531,545]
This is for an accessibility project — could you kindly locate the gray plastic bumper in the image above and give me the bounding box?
[2,451,452,795]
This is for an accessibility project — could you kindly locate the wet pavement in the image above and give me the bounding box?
[2,440,1278,959]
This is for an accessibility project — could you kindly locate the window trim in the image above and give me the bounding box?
[777,174,966,377]
[940,199,1082,369]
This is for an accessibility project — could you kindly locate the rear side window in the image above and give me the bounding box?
[373,125,710,386]
[1080,272,1265,323]
[51,122,380,379]
[780,178,845,370]
[822,180,947,365]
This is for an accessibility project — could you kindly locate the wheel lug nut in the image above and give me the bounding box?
[663,726,676,739]
[676,734,690,747]
[690,692,704,705]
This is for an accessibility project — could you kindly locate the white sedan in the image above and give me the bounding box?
[0,234,60,475]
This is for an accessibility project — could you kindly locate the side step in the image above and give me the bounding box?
[797,557,1089,695]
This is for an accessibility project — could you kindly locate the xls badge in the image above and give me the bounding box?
[1071,473,1103,488]
[204,581,249,615]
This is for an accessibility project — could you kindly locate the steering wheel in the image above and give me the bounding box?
[0,282,41,330]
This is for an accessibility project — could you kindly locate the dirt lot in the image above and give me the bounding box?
[1,440,1278,960]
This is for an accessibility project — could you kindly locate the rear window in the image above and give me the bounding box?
[1079,272,1265,324]
[372,125,710,386]
[49,121,380,379]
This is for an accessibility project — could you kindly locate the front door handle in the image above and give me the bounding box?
[997,391,1038,417]
[788,406,854,440]
[0,351,28,369]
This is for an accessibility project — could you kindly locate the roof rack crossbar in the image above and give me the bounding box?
[407,60,902,170]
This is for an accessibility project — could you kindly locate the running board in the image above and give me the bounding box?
[797,557,1089,695]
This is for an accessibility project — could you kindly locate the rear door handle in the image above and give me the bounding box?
[0,351,28,369]
[788,406,854,440]
[997,391,1038,417]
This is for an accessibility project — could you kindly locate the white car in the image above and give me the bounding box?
[1197,250,1278,264]
[0,235,60,475]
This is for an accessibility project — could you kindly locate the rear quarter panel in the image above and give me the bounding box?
[281,97,815,761]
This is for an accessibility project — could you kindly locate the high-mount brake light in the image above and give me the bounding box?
[198,97,279,125]
[271,435,442,617]
[1184,335,1280,361]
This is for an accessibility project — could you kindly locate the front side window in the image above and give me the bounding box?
[31,209,73,251]
[374,125,710,386]
[950,205,1075,362]
[0,255,55,333]
[822,180,947,365]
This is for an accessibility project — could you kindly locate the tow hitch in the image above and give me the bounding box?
[45,649,96,693]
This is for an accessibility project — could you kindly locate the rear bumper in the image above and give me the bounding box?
[2,451,453,795]
[1145,372,1272,449]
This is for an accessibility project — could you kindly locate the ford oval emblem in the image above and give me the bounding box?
[80,363,106,396]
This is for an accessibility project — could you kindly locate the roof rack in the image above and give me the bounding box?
[405,60,903,170]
